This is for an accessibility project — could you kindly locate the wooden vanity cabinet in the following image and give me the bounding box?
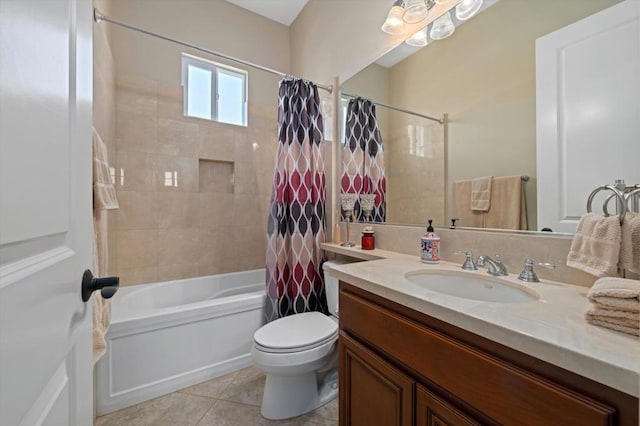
[338,282,639,426]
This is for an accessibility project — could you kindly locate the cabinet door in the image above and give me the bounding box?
[416,385,481,426]
[339,333,413,426]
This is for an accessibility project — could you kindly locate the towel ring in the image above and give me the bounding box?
[625,187,640,214]
[603,185,640,216]
[586,185,627,224]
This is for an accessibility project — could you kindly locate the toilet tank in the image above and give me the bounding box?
[323,260,350,317]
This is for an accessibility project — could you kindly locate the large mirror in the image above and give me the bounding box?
[340,0,635,233]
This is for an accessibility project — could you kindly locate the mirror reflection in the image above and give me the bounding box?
[340,0,628,233]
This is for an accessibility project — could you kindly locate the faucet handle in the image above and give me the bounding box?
[518,259,556,282]
[454,250,477,271]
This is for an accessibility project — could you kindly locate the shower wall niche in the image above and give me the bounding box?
[112,76,278,286]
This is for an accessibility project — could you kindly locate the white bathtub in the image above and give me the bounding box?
[96,269,265,415]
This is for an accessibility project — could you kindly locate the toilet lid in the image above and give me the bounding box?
[254,312,338,351]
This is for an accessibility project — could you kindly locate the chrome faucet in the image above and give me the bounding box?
[476,255,508,276]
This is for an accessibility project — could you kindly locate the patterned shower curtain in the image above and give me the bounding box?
[340,97,386,222]
[265,78,327,322]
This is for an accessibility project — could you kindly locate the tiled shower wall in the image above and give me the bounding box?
[113,76,279,286]
[386,111,445,226]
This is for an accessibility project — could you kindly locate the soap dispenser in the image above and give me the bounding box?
[420,219,440,264]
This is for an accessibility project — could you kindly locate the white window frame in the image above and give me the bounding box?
[181,53,248,126]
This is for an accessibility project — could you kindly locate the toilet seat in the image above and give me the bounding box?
[253,312,338,354]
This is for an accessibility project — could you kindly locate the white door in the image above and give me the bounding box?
[536,0,640,233]
[0,0,94,425]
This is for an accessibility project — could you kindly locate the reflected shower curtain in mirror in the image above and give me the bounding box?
[265,78,327,322]
[341,98,386,222]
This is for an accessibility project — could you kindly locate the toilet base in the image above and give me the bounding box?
[260,367,338,420]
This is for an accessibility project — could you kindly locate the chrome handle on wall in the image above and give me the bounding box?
[81,269,119,302]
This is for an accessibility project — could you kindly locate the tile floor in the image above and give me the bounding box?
[96,366,338,426]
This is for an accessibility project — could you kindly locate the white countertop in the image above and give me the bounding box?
[322,243,640,397]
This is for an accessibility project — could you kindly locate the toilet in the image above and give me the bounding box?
[252,260,347,420]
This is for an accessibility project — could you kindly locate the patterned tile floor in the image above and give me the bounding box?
[96,366,338,426]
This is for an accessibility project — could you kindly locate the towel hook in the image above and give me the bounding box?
[586,185,627,224]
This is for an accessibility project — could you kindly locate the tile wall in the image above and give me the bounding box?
[113,76,279,285]
[386,112,446,225]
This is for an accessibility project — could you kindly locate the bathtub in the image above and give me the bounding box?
[96,269,265,415]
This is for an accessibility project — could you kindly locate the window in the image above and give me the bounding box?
[182,54,247,126]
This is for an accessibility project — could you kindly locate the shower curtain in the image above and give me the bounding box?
[340,97,386,222]
[265,78,327,322]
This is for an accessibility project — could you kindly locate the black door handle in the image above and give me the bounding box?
[81,269,119,302]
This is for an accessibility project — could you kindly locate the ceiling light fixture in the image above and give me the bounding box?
[381,0,406,34]
[383,0,486,46]
[430,10,455,40]
[455,0,483,20]
[405,27,428,47]
[402,0,430,24]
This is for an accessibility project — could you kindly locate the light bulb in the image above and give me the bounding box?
[430,11,455,40]
[406,27,428,47]
[403,0,428,24]
[456,0,483,20]
[381,5,406,34]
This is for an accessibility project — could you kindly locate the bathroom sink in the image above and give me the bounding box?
[404,271,539,303]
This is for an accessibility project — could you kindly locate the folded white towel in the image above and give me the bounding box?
[585,306,639,336]
[471,176,492,212]
[567,213,621,277]
[587,276,640,312]
[619,212,640,274]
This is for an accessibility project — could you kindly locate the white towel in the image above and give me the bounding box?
[93,128,119,211]
[92,127,118,363]
[619,212,640,274]
[587,277,640,312]
[471,176,492,211]
[584,306,639,336]
[567,213,621,277]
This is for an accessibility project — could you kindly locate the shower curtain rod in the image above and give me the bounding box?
[341,91,444,124]
[93,8,333,94]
